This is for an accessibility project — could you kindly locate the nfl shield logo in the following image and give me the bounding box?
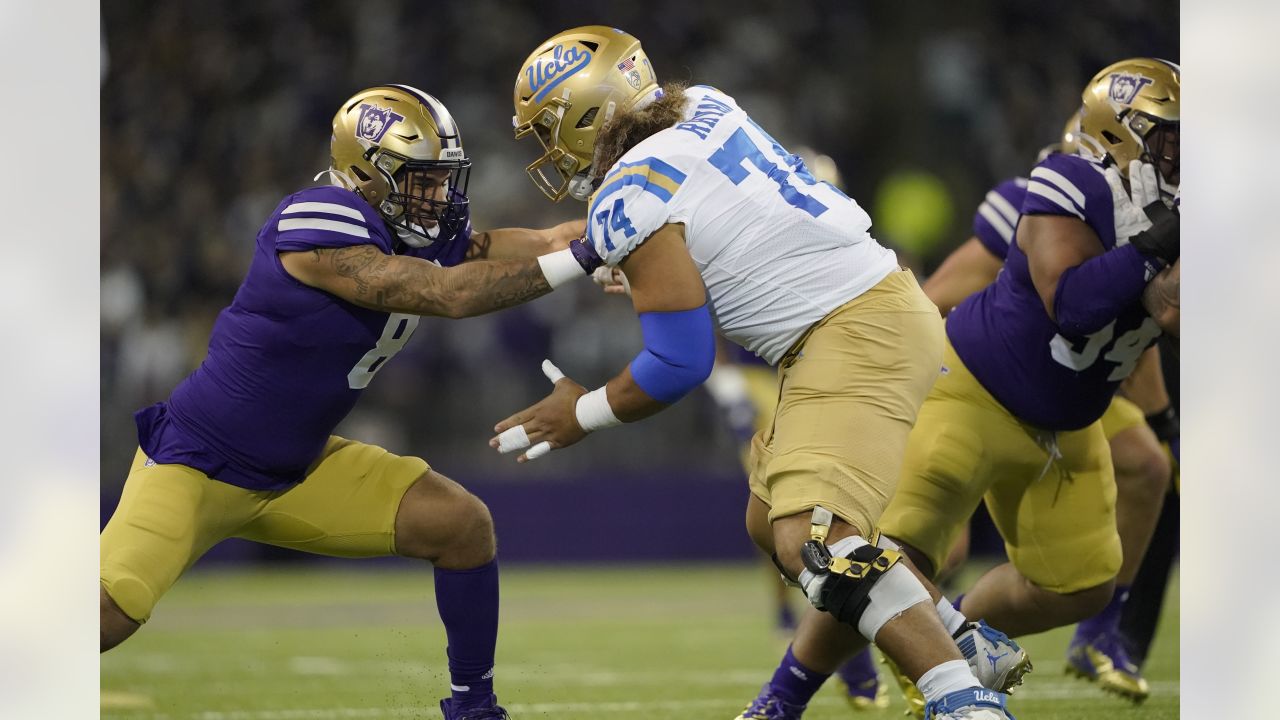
[1107,73,1154,106]
[356,103,405,143]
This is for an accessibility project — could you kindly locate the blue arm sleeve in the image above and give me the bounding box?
[1053,243,1156,336]
[628,305,716,404]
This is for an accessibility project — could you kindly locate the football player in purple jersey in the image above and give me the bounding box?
[99,85,602,720]
[893,56,1180,641]
[867,117,1177,709]
[746,58,1179,719]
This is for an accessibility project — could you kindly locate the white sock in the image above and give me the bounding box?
[936,597,967,636]
[917,659,980,704]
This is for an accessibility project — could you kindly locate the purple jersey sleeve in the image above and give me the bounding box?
[1021,154,1117,249]
[402,192,473,268]
[271,186,393,254]
[972,177,1028,260]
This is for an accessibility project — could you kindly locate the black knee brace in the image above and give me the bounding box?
[802,538,902,626]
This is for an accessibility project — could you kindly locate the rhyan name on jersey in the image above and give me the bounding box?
[674,93,733,139]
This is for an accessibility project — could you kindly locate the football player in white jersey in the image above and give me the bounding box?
[490,26,1021,720]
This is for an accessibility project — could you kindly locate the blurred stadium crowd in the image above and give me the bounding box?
[100,0,1177,491]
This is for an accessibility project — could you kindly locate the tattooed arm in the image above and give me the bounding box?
[464,219,587,261]
[1142,258,1179,338]
[279,244,552,318]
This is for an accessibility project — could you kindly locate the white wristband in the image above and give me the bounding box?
[537,248,587,290]
[575,386,622,432]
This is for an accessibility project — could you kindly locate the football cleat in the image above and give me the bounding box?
[733,683,807,720]
[881,654,926,719]
[439,697,510,720]
[835,649,889,710]
[924,688,1015,720]
[954,621,1033,694]
[1065,631,1151,703]
[883,621,1030,719]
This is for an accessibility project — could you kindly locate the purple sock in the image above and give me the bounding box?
[1074,585,1129,640]
[769,645,831,706]
[434,559,499,709]
[835,647,877,692]
[777,603,797,631]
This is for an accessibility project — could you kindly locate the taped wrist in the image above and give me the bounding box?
[1145,405,1179,443]
[628,305,716,403]
[798,535,932,641]
[1130,201,1180,264]
[574,386,622,432]
[537,248,589,289]
[1053,244,1155,336]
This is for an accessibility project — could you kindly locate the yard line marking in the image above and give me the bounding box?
[287,657,348,676]
[100,691,154,709]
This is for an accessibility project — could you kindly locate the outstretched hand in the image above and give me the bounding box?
[490,360,589,462]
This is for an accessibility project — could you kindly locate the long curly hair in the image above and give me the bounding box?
[592,83,689,178]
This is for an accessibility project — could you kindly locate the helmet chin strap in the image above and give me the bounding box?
[567,172,598,202]
[1075,133,1106,162]
[315,169,358,190]
[395,221,441,247]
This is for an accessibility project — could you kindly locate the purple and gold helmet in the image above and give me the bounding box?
[329,86,470,244]
[1078,58,1179,187]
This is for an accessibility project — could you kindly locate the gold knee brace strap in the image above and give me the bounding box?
[799,507,930,641]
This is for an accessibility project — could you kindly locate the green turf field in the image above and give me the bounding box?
[101,563,1178,719]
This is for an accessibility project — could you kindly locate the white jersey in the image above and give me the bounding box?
[585,86,897,364]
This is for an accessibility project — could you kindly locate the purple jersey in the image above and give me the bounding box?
[973,177,1028,261]
[947,154,1162,431]
[135,185,472,490]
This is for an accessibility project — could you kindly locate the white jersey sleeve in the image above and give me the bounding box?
[585,157,690,266]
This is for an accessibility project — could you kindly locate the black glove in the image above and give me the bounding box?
[1130,201,1179,265]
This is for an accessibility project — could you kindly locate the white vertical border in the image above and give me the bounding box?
[0,0,101,717]
[1183,0,1278,717]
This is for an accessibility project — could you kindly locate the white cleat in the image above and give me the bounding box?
[954,621,1032,693]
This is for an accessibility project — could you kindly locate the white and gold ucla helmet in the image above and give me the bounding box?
[1078,58,1179,187]
[329,85,471,246]
[513,26,661,202]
